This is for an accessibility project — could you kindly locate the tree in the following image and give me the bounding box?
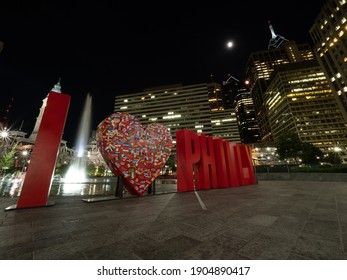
[87,164,96,177]
[166,154,177,172]
[300,142,324,165]
[276,131,325,165]
[324,152,342,165]
[276,132,302,163]
[0,145,17,174]
[97,165,105,176]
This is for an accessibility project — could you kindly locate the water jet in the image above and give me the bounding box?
[64,94,92,183]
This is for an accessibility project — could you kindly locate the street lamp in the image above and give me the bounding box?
[0,128,13,156]
[0,130,9,138]
[21,150,29,171]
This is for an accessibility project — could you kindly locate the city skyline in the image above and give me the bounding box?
[0,0,327,146]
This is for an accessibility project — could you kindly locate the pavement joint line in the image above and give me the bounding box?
[335,195,345,253]
[194,191,207,210]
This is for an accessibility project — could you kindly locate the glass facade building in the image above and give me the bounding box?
[246,41,315,143]
[234,88,261,144]
[264,60,347,162]
[309,0,347,123]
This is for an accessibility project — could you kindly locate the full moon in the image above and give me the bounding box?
[227,41,233,48]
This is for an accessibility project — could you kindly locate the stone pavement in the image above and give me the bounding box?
[0,180,347,260]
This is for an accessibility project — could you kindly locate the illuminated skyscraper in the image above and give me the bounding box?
[222,76,260,144]
[246,23,315,143]
[309,0,347,123]
[222,75,242,109]
[264,60,347,162]
[234,87,261,144]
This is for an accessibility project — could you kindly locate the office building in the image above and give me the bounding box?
[264,60,347,162]
[222,75,242,109]
[246,23,315,143]
[114,83,241,151]
[234,87,261,144]
[309,0,347,123]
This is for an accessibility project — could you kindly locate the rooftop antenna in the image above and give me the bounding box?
[223,74,240,86]
[267,21,288,49]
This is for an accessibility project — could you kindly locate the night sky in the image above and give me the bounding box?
[0,0,327,147]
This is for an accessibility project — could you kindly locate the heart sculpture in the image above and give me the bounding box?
[96,112,173,196]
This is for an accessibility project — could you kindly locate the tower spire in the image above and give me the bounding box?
[268,21,276,39]
[29,79,62,142]
[51,77,62,93]
[267,21,288,49]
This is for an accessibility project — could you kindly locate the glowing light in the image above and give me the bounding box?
[227,41,233,48]
[0,130,9,138]
[334,147,342,152]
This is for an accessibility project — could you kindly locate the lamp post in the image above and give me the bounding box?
[0,128,13,157]
[21,150,29,171]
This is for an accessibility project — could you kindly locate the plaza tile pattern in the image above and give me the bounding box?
[0,180,347,260]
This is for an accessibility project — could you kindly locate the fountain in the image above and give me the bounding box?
[64,94,92,184]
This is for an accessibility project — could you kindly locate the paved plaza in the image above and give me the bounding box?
[0,180,347,260]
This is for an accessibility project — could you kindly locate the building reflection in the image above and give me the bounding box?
[0,175,177,198]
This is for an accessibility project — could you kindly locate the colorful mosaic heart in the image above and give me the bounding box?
[96,112,173,196]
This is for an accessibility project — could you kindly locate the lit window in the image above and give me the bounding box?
[163,114,181,119]
[124,99,128,102]
[142,115,146,118]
